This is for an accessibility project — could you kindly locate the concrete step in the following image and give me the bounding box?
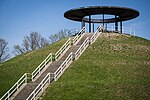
[59,46,79,61]
[35,61,63,83]
[77,33,93,45]
[13,83,39,100]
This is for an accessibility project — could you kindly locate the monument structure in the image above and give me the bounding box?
[64,6,139,33]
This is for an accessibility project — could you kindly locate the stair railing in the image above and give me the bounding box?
[26,73,52,100]
[0,53,53,100]
[25,27,86,99]
[25,26,103,100]
[102,26,135,35]
[55,38,72,60]
[0,54,53,100]
[26,52,74,100]
[122,27,135,35]
[75,37,90,60]
[0,27,86,100]
[31,53,53,81]
[53,26,102,81]
[75,26,102,60]
[55,27,85,61]
[54,52,73,81]
[72,27,85,45]
[0,73,29,100]
[90,26,102,44]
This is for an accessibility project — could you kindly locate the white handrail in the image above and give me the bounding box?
[75,37,90,59]
[1,28,86,99]
[90,26,102,44]
[55,27,85,61]
[55,38,71,60]
[26,52,73,100]
[75,26,102,60]
[72,27,85,44]
[26,73,51,100]
[103,26,135,35]
[25,26,103,100]
[26,29,86,99]
[0,52,53,100]
[0,73,28,100]
[54,52,73,81]
[31,53,52,81]
[1,26,102,100]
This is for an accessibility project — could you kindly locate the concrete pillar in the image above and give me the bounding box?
[93,22,94,32]
[115,15,118,32]
[89,15,91,32]
[103,14,104,26]
[120,20,122,33]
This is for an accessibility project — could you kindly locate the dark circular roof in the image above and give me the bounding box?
[64,6,140,23]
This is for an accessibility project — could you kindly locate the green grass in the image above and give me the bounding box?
[0,38,68,97]
[43,33,150,100]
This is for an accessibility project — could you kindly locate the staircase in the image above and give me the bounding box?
[13,33,94,100]
[0,26,102,100]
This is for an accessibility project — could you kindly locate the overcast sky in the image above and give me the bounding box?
[0,0,150,57]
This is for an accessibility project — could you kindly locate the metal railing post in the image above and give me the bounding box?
[51,53,53,62]
[17,83,19,90]
[33,92,36,100]
[7,93,10,100]
[38,67,41,74]
[49,73,51,83]
[44,61,46,66]
[54,73,57,81]
[25,73,27,83]
[32,73,33,81]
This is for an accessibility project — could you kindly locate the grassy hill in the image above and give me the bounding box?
[42,33,150,100]
[0,38,67,97]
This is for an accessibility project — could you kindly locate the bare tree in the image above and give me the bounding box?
[40,37,49,48]
[49,29,73,44]
[22,37,30,52]
[49,34,59,43]
[24,32,50,50]
[57,29,68,39]
[13,31,49,55]
[24,32,41,50]
[13,29,74,56]
[13,45,25,55]
[0,38,10,63]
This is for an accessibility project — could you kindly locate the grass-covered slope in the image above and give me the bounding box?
[43,33,150,100]
[0,38,67,97]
